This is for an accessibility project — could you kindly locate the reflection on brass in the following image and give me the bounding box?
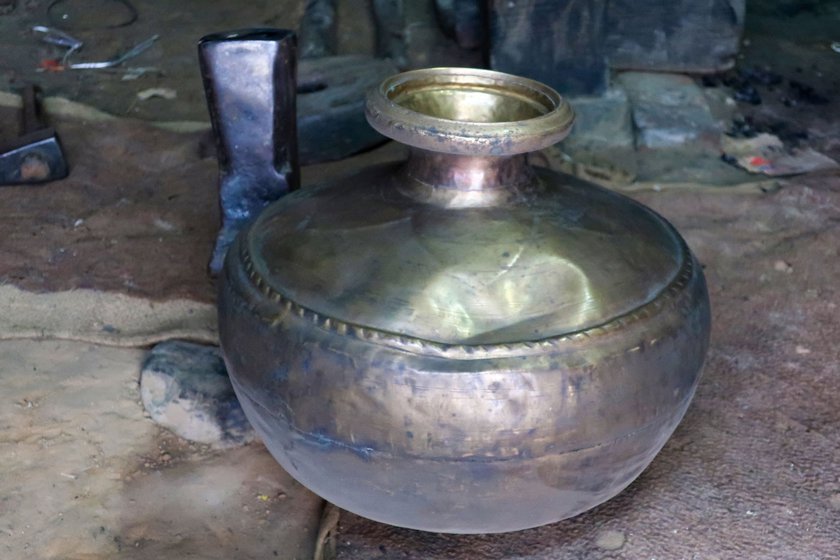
[217,67,711,534]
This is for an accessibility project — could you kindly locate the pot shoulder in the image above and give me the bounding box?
[241,163,688,345]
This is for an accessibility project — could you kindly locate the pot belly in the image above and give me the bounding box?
[218,238,710,533]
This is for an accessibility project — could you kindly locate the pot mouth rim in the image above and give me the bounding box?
[365,67,575,157]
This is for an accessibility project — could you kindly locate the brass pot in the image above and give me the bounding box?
[216,63,710,533]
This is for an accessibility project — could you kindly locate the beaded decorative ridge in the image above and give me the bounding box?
[237,238,698,359]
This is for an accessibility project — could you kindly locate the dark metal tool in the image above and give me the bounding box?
[199,29,396,275]
[0,85,68,185]
[199,29,299,274]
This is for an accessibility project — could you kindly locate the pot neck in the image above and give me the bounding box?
[398,148,536,207]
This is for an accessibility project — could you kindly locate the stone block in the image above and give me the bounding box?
[618,71,722,153]
[140,341,255,448]
[560,86,637,177]
[606,0,745,73]
[489,0,609,96]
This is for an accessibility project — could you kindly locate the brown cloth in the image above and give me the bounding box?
[0,99,403,346]
[0,100,220,345]
[335,173,840,558]
[0,103,218,303]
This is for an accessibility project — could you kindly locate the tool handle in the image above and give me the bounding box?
[21,85,46,134]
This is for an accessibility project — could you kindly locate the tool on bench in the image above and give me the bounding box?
[0,85,68,185]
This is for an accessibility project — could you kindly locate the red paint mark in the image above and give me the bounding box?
[39,59,65,72]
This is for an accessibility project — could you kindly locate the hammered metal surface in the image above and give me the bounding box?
[248,166,684,344]
[217,67,711,533]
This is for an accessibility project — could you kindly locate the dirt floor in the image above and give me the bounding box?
[0,0,377,122]
[334,170,840,559]
[1,1,840,559]
[0,340,324,559]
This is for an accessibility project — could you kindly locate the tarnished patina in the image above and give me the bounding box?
[215,66,711,533]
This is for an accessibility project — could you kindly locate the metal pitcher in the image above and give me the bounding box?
[202,29,711,534]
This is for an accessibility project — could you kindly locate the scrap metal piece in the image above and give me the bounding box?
[0,85,68,185]
[69,34,158,69]
[32,25,84,65]
[32,25,83,48]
